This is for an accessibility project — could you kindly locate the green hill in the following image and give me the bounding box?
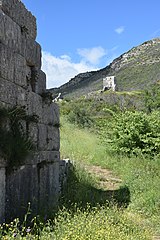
[50,38,160,98]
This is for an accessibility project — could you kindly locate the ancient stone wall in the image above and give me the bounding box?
[0,0,60,222]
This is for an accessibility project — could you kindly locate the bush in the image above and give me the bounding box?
[110,111,160,156]
[67,106,93,128]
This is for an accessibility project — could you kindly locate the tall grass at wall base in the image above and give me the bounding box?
[0,205,153,240]
[60,116,109,166]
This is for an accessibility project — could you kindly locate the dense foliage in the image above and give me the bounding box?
[60,88,160,158]
[108,111,160,156]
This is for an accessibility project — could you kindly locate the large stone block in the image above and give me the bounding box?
[0,43,28,87]
[14,54,28,88]
[35,70,46,95]
[0,43,15,81]
[6,165,39,221]
[22,37,41,68]
[37,124,60,151]
[15,85,26,107]
[0,77,28,107]
[26,67,45,93]
[0,78,17,105]
[42,102,59,126]
[38,124,47,150]
[29,151,60,165]
[28,122,38,147]
[0,9,22,53]
[38,161,60,213]
[47,126,60,151]
[0,0,37,40]
[26,91,43,120]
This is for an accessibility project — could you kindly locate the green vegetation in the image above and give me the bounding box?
[0,205,152,239]
[59,94,160,238]
[0,106,36,169]
[143,83,160,113]
[102,110,160,156]
[1,86,160,239]
[116,62,160,91]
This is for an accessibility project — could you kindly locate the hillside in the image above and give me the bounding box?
[50,38,160,98]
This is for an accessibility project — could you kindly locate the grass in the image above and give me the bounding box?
[60,116,160,236]
[49,206,152,240]
[1,116,159,239]
[60,116,107,165]
[1,206,152,239]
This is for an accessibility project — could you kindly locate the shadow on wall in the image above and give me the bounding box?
[59,164,130,210]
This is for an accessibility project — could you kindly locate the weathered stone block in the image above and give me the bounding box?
[0,43,15,81]
[15,86,26,107]
[0,9,22,53]
[0,78,17,105]
[0,0,37,40]
[30,151,60,165]
[0,77,27,106]
[14,54,28,88]
[59,159,72,192]
[35,70,46,95]
[22,37,41,68]
[47,126,60,151]
[38,161,60,213]
[26,92,43,120]
[0,43,28,87]
[28,122,38,147]
[42,103,59,126]
[38,124,47,150]
[6,165,39,221]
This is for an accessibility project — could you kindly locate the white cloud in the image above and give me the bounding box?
[115,26,125,34]
[77,46,107,65]
[42,51,98,89]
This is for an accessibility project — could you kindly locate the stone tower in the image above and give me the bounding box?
[0,0,60,222]
[103,76,116,91]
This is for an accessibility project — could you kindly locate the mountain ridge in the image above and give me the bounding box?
[50,38,160,98]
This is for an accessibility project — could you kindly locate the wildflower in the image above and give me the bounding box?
[13,232,17,237]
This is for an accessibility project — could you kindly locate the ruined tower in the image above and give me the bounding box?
[103,76,116,91]
[0,0,60,222]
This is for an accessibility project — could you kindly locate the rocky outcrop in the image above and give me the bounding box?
[0,0,60,222]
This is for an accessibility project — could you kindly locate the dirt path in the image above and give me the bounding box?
[84,164,160,240]
[84,164,122,190]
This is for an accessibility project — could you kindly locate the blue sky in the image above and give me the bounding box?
[22,0,160,88]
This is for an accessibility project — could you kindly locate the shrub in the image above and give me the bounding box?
[110,111,160,156]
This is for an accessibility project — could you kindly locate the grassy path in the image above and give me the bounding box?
[60,117,160,239]
[84,164,160,240]
[84,164,122,190]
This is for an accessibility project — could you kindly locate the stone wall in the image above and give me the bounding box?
[0,0,60,222]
